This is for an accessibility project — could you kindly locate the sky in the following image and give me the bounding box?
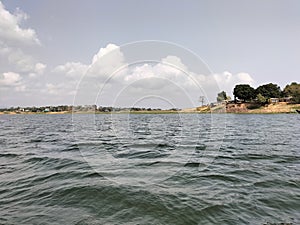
[0,0,299,108]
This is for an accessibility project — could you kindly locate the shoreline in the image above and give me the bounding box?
[1,103,300,115]
[0,110,299,115]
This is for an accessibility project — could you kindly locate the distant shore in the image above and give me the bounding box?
[1,102,300,115]
[0,110,180,115]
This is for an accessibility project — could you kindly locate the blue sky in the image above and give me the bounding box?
[0,0,299,108]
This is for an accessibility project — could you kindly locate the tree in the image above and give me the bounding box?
[256,83,282,99]
[283,82,300,103]
[256,93,267,104]
[233,84,256,102]
[216,91,229,102]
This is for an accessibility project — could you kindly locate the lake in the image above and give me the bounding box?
[0,113,299,224]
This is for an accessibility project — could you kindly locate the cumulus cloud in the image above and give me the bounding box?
[212,71,254,97]
[118,63,254,105]
[0,1,46,92]
[64,44,255,107]
[73,52,195,106]
[28,63,47,78]
[213,71,254,85]
[1,46,46,74]
[121,57,194,94]
[44,82,78,97]
[24,40,255,108]
[161,55,188,72]
[0,71,26,91]
[34,63,46,75]
[124,56,186,82]
[0,1,40,45]
[53,62,88,77]
[50,43,125,102]
[88,43,126,78]
[92,44,119,64]
[7,48,34,72]
[0,72,21,86]
[53,43,124,80]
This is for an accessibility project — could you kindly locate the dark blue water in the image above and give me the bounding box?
[0,113,299,225]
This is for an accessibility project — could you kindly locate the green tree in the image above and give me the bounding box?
[283,82,300,103]
[256,83,282,99]
[256,93,267,104]
[233,84,256,102]
[216,91,229,102]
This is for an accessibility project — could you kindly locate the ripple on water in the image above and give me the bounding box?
[0,114,299,224]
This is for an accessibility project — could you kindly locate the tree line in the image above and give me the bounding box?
[217,82,300,104]
[0,105,178,113]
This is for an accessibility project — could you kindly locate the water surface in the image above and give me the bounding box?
[0,114,299,224]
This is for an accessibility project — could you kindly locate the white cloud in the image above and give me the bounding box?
[0,1,45,86]
[0,72,22,86]
[67,44,256,107]
[88,43,126,78]
[53,62,88,77]
[53,43,124,80]
[237,72,254,84]
[45,82,77,96]
[28,63,46,78]
[212,71,254,86]
[34,63,46,75]
[161,55,188,73]
[10,53,31,71]
[120,65,189,98]
[0,1,39,45]
[84,55,189,107]
[123,56,189,84]
[92,44,119,63]
[115,64,254,106]
[6,47,34,71]
[0,42,46,79]
[49,43,125,101]
[212,71,254,97]
[14,7,29,22]
[42,43,256,108]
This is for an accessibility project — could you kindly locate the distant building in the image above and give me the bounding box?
[269,98,279,103]
[279,97,292,102]
[269,97,292,103]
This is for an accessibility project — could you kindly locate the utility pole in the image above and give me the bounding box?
[199,96,205,106]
